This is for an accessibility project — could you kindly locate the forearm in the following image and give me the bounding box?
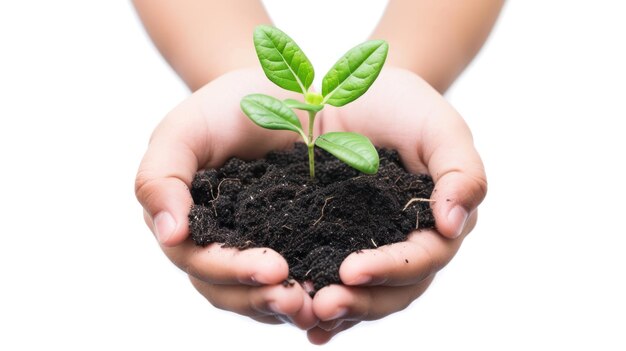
[372,0,504,93]
[133,0,271,91]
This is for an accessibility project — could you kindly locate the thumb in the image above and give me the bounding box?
[425,119,487,239]
[135,131,200,247]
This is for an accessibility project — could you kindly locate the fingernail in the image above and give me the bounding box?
[153,211,176,244]
[327,307,348,321]
[268,302,284,315]
[268,303,293,325]
[447,205,469,238]
[275,314,293,325]
[348,275,371,285]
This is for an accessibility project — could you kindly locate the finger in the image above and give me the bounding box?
[163,241,289,285]
[307,321,360,345]
[312,276,434,323]
[340,213,476,286]
[190,275,296,317]
[190,276,318,330]
[135,105,209,246]
[294,285,319,329]
[259,284,320,330]
[422,107,487,239]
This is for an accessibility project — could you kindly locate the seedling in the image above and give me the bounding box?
[241,25,388,179]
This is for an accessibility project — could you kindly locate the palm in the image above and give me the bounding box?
[183,68,307,169]
[321,68,452,172]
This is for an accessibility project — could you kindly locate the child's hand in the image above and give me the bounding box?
[306,67,487,344]
[134,68,318,330]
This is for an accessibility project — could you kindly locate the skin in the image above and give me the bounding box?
[372,0,504,93]
[133,0,270,91]
[133,0,503,93]
[133,0,500,344]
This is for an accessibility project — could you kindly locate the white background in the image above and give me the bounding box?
[1,1,625,349]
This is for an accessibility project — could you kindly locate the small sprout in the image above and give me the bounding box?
[241,25,388,179]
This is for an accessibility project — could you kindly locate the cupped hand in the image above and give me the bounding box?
[135,66,486,341]
[306,67,487,344]
[134,68,319,330]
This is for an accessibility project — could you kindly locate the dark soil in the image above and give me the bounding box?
[189,143,435,294]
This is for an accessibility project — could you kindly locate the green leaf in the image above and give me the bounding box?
[284,98,324,112]
[241,94,304,136]
[254,25,314,94]
[322,40,388,107]
[315,132,379,174]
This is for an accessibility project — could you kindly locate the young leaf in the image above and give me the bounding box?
[322,40,388,107]
[284,98,324,112]
[315,132,379,174]
[253,25,314,94]
[241,94,305,137]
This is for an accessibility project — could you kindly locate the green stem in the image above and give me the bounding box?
[307,110,317,179]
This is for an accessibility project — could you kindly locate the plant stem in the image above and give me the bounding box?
[307,110,317,179]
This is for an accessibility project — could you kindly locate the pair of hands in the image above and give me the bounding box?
[135,67,487,344]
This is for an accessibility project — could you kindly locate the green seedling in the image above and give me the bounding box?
[240,25,388,179]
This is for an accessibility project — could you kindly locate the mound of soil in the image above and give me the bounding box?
[189,143,435,293]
